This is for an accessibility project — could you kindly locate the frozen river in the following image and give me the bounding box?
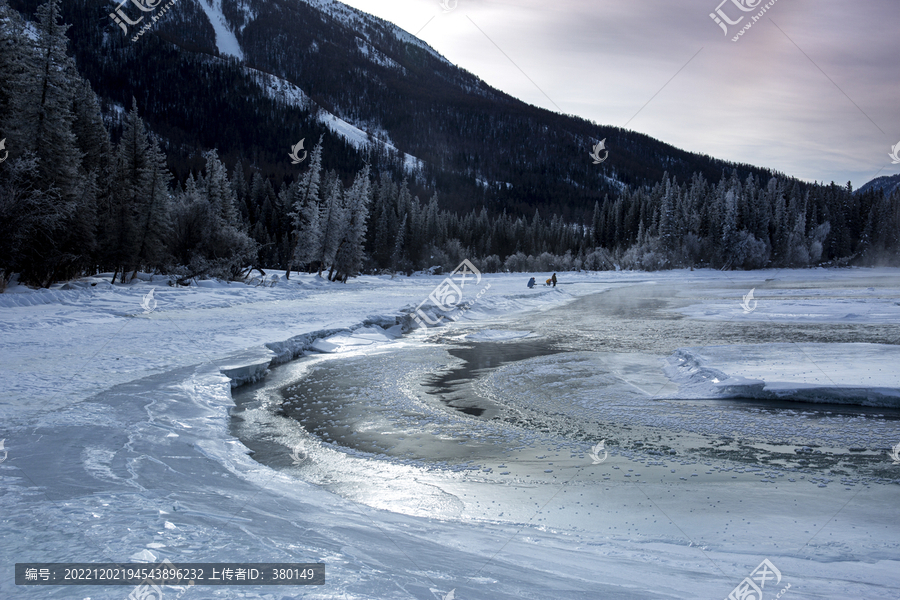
[233,273,900,598]
[2,269,900,599]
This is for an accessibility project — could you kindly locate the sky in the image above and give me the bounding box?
[336,0,900,189]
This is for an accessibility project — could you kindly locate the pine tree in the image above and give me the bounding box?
[203,149,240,228]
[392,213,407,271]
[104,100,150,282]
[316,177,345,277]
[290,180,320,271]
[332,165,371,281]
[371,172,397,269]
[132,134,173,276]
[658,178,675,255]
[721,188,738,268]
[231,160,250,224]
[199,150,257,279]
[285,135,323,277]
[0,154,70,287]
[0,0,89,285]
[29,0,82,208]
[591,200,602,247]
[169,175,208,269]
[0,1,30,135]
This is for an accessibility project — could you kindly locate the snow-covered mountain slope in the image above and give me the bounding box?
[190,0,429,173]
[195,0,243,59]
[317,112,423,173]
[299,0,449,64]
[247,65,424,173]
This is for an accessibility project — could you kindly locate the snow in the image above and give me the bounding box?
[663,269,900,406]
[196,0,244,60]
[2,268,899,599]
[249,66,310,110]
[667,343,900,407]
[310,325,401,353]
[301,0,449,65]
[354,36,404,71]
[0,271,579,424]
[677,283,900,325]
[319,112,424,173]
[247,72,425,174]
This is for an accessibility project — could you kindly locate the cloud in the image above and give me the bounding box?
[340,0,900,186]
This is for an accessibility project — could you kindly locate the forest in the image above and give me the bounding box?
[1,1,898,290]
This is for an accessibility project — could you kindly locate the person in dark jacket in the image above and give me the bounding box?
[551,273,557,287]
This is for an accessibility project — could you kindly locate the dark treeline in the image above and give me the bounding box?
[1,1,898,290]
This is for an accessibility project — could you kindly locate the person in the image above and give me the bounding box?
[527,277,536,289]
[545,278,552,286]
[551,273,557,287]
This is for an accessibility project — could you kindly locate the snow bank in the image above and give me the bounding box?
[665,343,900,407]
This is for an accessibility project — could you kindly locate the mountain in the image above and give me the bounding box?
[3,0,898,288]
[10,0,780,221]
[858,173,900,199]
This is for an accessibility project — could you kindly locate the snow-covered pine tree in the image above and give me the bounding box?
[231,160,250,224]
[47,76,110,280]
[289,182,321,273]
[169,174,208,271]
[658,177,676,255]
[316,177,345,277]
[770,178,788,264]
[0,0,91,285]
[0,153,69,289]
[247,171,279,266]
[404,195,424,266]
[591,201,602,247]
[720,188,738,268]
[203,149,240,228]
[286,135,323,278]
[196,150,257,279]
[424,193,441,252]
[786,206,809,266]
[0,1,29,135]
[332,165,371,282]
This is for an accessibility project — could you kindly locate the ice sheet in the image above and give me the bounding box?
[666,343,900,407]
